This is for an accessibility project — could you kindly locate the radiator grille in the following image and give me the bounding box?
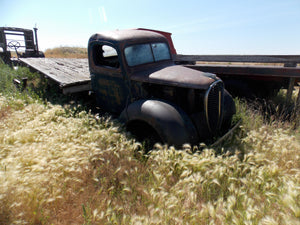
[204,80,224,133]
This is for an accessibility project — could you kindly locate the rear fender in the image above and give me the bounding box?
[119,99,198,147]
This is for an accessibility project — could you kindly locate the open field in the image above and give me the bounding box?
[0,61,299,224]
[44,47,88,58]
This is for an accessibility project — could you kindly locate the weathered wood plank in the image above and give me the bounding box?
[62,83,92,95]
[176,55,300,63]
[284,63,298,103]
[286,77,296,103]
[20,58,90,87]
[185,64,300,78]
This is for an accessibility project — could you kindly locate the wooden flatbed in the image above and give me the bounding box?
[18,56,299,105]
[20,57,91,94]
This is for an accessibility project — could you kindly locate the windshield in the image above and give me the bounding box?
[124,42,171,67]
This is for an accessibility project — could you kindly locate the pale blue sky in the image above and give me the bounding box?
[1,0,300,54]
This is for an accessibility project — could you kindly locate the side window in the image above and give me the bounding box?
[93,44,119,68]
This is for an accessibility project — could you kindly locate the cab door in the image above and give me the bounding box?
[89,43,130,114]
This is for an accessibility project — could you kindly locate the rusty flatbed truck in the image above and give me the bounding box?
[10,28,236,147]
[88,29,236,146]
[4,27,299,145]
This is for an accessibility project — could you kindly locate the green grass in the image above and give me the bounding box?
[0,61,299,224]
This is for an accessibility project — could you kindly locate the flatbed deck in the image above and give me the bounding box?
[18,57,299,101]
[20,57,91,94]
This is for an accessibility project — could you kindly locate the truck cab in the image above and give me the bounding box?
[88,29,235,147]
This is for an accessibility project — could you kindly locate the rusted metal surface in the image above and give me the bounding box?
[119,99,199,147]
[131,64,217,90]
[20,58,91,94]
[33,28,39,54]
[89,29,167,51]
[0,27,44,59]
[136,28,177,55]
[88,29,236,146]
[88,29,175,114]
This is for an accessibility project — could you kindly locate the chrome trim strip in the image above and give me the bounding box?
[219,90,222,120]
[204,80,224,132]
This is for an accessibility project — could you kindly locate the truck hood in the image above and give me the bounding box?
[130,65,218,90]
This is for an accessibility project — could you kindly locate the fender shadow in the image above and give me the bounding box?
[119,99,199,148]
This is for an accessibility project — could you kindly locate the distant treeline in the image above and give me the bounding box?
[44,46,87,58]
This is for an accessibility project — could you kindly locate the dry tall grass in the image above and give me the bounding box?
[0,61,299,224]
[0,93,299,224]
[44,47,87,58]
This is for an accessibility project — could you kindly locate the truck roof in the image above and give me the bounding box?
[89,29,168,46]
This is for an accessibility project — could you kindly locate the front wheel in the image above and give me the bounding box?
[126,120,162,152]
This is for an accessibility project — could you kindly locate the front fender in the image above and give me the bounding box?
[119,99,198,147]
[222,89,236,130]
